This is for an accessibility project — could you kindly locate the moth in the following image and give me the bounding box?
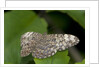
[21,32,79,59]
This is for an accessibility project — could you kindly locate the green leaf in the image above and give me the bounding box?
[34,50,70,64]
[60,10,85,29]
[4,10,47,64]
[75,59,85,64]
[47,10,85,29]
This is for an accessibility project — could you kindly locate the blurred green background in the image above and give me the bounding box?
[4,10,85,64]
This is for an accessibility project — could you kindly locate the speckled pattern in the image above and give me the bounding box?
[21,32,80,59]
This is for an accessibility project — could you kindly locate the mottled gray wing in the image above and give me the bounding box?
[21,32,42,57]
[21,32,79,59]
[21,32,33,57]
[54,34,80,51]
[32,34,58,59]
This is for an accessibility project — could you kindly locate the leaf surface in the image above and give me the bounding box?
[4,10,47,64]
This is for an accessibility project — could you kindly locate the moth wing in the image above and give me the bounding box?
[32,44,57,59]
[21,45,31,57]
[32,35,58,59]
[21,41,35,57]
[20,32,35,57]
[54,34,80,51]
